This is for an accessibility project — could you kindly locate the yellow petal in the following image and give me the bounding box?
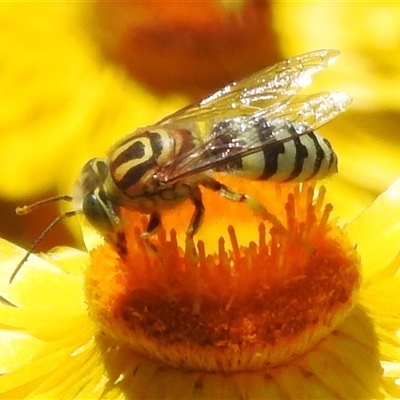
[0,238,85,314]
[346,177,400,280]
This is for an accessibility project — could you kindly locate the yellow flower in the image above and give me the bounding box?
[1,3,400,396]
[1,176,399,399]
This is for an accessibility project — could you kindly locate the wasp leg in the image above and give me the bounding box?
[114,230,127,256]
[187,186,205,237]
[202,177,314,253]
[201,177,271,217]
[141,212,162,238]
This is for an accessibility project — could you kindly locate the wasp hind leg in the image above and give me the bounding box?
[202,177,314,252]
[202,177,279,222]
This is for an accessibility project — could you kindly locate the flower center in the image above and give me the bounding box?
[85,181,361,372]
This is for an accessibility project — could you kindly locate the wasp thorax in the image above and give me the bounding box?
[108,130,167,196]
[109,129,193,198]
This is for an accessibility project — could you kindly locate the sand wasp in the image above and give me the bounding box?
[11,49,351,282]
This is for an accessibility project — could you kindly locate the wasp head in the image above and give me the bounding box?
[73,158,122,237]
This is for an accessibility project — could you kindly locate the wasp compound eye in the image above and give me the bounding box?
[82,191,117,235]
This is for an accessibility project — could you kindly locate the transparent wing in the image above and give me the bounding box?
[159,49,340,128]
[156,91,351,184]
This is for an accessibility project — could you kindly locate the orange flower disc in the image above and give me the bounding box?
[87,1,280,98]
[85,180,361,373]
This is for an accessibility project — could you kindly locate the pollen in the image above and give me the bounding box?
[85,181,361,373]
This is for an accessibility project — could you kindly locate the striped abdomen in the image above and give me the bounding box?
[215,120,337,182]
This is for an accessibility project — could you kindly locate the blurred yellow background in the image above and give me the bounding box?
[1,1,400,253]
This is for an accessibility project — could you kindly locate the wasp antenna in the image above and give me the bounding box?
[10,210,77,284]
[0,294,17,308]
[15,195,73,216]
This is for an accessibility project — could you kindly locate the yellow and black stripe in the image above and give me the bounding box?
[110,131,163,192]
[217,120,337,182]
[108,128,195,196]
